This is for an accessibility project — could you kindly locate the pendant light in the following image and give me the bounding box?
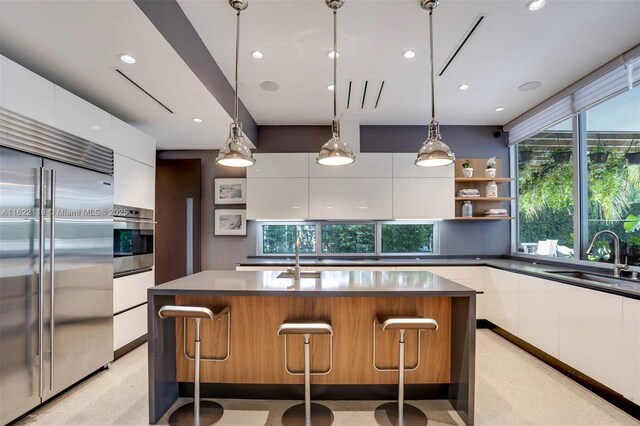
[415,0,455,167]
[317,0,355,166]
[215,0,255,168]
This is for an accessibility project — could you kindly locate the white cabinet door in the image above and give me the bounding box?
[113,304,147,351]
[248,153,309,178]
[518,275,560,357]
[484,267,519,335]
[111,117,156,167]
[393,178,454,219]
[622,298,640,403]
[54,86,112,148]
[113,270,154,314]
[559,285,624,394]
[114,154,155,209]
[0,55,56,127]
[392,154,454,178]
[309,178,392,220]
[247,178,309,220]
[309,153,392,178]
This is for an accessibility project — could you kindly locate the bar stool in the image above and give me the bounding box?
[277,321,334,426]
[159,305,231,426]
[372,316,439,426]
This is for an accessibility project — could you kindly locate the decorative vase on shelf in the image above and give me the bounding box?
[461,201,473,217]
[486,156,497,177]
[486,181,498,198]
[462,168,474,178]
[485,168,496,178]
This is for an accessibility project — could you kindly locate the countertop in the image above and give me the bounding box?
[237,257,640,300]
[149,270,476,297]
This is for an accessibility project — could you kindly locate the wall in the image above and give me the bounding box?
[156,150,256,271]
[158,125,510,270]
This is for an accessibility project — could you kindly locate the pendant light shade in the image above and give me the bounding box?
[316,0,355,166]
[415,0,454,167]
[215,0,255,168]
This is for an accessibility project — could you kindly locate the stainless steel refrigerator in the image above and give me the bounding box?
[0,146,114,425]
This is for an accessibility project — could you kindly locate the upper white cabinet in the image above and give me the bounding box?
[53,86,112,148]
[558,285,625,395]
[111,117,156,167]
[248,153,308,178]
[309,178,392,220]
[309,153,392,178]
[247,178,309,220]
[393,178,454,219]
[114,153,155,209]
[392,154,454,178]
[518,275,560,357]
[0,55,56,127]
[484,267,519,335]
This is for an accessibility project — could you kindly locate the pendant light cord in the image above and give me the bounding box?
[333,9,337,122]
[429,9,435,123]
[234,10,241,127]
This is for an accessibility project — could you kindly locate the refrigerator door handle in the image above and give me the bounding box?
[49,169,56,392]
[38,167,45,399]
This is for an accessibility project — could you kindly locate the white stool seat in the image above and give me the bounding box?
[377,316,438,331]
[278,322,334,335]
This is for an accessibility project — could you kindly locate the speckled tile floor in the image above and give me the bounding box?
[15,330,637,426]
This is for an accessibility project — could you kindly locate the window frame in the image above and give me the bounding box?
[511,85,640,272]
[256,220,440,257]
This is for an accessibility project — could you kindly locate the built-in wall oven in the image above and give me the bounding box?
[113,204,154,277]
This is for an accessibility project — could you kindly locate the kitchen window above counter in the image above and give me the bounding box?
[257,221,438,256]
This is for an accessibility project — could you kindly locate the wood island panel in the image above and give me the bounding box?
[174,295,451,385]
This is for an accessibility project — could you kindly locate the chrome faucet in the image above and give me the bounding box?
[286,236,301,280]
[586,230,628,277]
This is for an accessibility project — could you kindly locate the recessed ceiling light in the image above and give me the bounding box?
[260,81,280,92]
[526,0,545,11]
[495,107,505,112]
[119,54,136,64]
[518,81,542,91]
[458,83,470,90]
[403,50,416,59]
[192,118,203,123]
[327,50,339,59]
[90,125,101,130]
[327,84,335,91]
[251,50,264,59]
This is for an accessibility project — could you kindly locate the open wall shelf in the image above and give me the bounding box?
[454,158,514,220]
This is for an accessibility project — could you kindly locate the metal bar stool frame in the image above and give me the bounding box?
[158,305,231,426]
[277,322,334,426]
[372,317,439,426]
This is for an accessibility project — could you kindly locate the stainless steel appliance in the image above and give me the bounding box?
[113,204,154,277]
[0,109,114,425]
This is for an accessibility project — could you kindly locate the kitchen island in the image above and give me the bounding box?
[147,270,476,424]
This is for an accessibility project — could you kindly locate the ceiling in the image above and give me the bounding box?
[0,0,638,150]
[179,0,640,126]
[0,0,237,150]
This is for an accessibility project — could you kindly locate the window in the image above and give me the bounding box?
[257,222,437,256]
[584,86,640,265]
[516,118,575,257]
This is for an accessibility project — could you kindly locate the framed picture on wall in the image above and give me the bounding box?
[215,209,246,236]
[214,178,246,204]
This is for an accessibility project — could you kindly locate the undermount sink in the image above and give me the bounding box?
[277,271,321,279]
[545,270,633,286]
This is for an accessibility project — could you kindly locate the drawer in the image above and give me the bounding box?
[113,304,147,351]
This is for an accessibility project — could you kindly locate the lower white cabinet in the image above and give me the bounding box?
[518,275,560,357]
[622,298,640,403]
[309,178,392,220]
[114,153,155,209]
[558,285,625,395]
[392,178,454,219]
[484,268,519,335]
[113,270,154,314]
[113,304,147,351]
[247,178,309,220]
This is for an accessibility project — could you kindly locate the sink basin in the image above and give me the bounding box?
[545,270,633,285]
[277,271,321,279]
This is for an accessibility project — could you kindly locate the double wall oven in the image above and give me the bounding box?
[113,204,154,277]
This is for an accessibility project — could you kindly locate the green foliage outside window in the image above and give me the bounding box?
[262,225,315,254]
[321,224,375,253]
[381,224,433,253]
